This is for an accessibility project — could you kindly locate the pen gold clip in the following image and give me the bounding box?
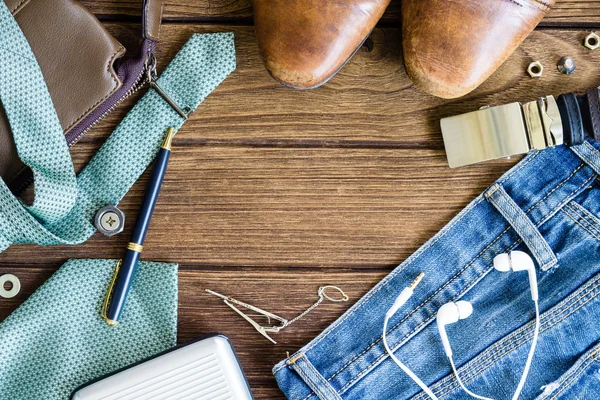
[102,259,123,326]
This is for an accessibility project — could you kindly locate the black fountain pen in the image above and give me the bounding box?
[103,127,176,326]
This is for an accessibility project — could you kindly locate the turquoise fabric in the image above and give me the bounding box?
[0,1,77,223]
[0,0,236,251]
[0,259,178,399]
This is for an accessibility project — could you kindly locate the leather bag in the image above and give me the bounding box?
[0,0,164,193]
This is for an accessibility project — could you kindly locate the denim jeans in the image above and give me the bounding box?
[274,140,600,400]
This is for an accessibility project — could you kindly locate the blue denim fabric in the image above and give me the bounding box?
[274,141,600,400]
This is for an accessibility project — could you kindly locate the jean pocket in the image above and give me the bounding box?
[535,341,600,400]
[410,271,600,400]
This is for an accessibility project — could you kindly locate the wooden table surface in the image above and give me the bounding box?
[3,1,600,398]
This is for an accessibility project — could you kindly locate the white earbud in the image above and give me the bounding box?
[493,250,538,301]
[436,301,473,358]
[494,250,540,400]
[436,301,493,400]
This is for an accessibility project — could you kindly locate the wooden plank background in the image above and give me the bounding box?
[81,0,600,25]
[2,2,600,399]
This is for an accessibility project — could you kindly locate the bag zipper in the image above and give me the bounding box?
[64,39,157,147]
[11,43,158,195]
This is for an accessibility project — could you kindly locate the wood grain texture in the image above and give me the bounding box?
[0,266,385,399]
[2,6,600,400]
[1,145,516,267]
[90,25,600,148]
[83,0,600,26]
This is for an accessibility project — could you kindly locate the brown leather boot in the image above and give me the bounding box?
[253,0,391,89]
[402,0,555,99]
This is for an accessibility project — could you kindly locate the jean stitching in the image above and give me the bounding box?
[535,174,597,227]
[428,275,600,399]
[486,184,500,196]
[326,226,512,386]
[594,347,600,361]
[420,277,600,400]
[584,141,600,161]
[337,236,519,395]
[294,363,327,400]
[585,141,598,152]
[498,151,539,183]
[293,197,487,357]
[575,147,595,170]
[277,158,589,387]
[547,355,597,400]
[304,355,342,400]
[546,357,594,400]
[570,201,600,232]
[430,295,600,400]
[573,142,600,175]
[284,161,585,375]
[412,271,600,400]
[567,215,600,242]
[486,193,550,267]
[487,195,540,261]
[340,251,517,395]
[562,205,600,242]
[525,164,584,214]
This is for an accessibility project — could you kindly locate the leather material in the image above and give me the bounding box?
[253,0,391,89]
[587,88,600,142]
[402,0,555,99]
[1,0,125,189]
[1,0,164,193]
[557,89,600,146]
[143,0,163,40]
[557,93,585,147]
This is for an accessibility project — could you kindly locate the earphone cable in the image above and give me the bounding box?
[383,315,439,400]
[449,356,494,400]
[511,300,540,400]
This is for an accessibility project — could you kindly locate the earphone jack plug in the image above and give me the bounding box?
[386,273,425,318]
[409,272,425,290]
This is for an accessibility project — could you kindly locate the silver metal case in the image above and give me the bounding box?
[71,334,254,400]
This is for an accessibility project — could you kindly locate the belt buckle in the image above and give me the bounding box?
[441,96,564,168]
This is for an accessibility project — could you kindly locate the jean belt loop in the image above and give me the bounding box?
[571,141,600,176]
[286,353,343,400]
[485,183,558,271]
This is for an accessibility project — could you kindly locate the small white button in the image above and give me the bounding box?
[0,274,20,299]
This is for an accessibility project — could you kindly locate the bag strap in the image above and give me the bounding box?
[0,9,236,252]
[143,0,164,41]
[0,0,164,223]
[0,1,78,224]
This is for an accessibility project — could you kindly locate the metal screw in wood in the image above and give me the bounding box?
[557,56,576,75]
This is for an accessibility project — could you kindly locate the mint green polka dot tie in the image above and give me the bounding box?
[0,259,179,399]
[0,1,236,252]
